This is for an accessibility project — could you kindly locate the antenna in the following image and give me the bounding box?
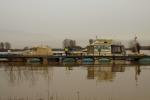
[96,35,98,39]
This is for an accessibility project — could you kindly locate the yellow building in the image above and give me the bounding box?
[24,46,53,56]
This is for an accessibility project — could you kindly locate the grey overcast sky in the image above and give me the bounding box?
[0,0,150,48]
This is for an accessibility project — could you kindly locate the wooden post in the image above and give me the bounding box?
[59,57,63,63]
[43,57,48,65]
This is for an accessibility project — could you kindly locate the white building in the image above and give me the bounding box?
[87,39,126,56]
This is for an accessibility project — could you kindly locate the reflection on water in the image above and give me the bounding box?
[0,63,150,100]
[87,64,125,81]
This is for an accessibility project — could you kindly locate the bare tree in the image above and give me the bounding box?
[136,42,140,53]
[23,46,29,50]
[70,40,76,48]
[129,37,141,53]
[0,42,4,49]
[5,42,11,49]
[63,39,76,49]
[89,39,94,45]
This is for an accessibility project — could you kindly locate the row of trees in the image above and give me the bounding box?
[63,39,82,51]
[63,39,76,48]
[0,42,11,49]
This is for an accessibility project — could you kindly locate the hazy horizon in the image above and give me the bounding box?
[0,0,150,48]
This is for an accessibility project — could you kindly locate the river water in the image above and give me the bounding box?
[0,63,150,100]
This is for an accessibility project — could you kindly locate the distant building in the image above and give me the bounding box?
[0,49,23,55]
[52,48,65,56]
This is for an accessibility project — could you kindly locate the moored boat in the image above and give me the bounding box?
[139,58,150,64]
[82,58,94,64]
[63,58,75,63]
[27,58,41,63]
[99,58,111,64]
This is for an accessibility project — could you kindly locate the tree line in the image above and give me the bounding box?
[0,42,11,49]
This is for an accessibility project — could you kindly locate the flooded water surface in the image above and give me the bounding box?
[0,63,150,100]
